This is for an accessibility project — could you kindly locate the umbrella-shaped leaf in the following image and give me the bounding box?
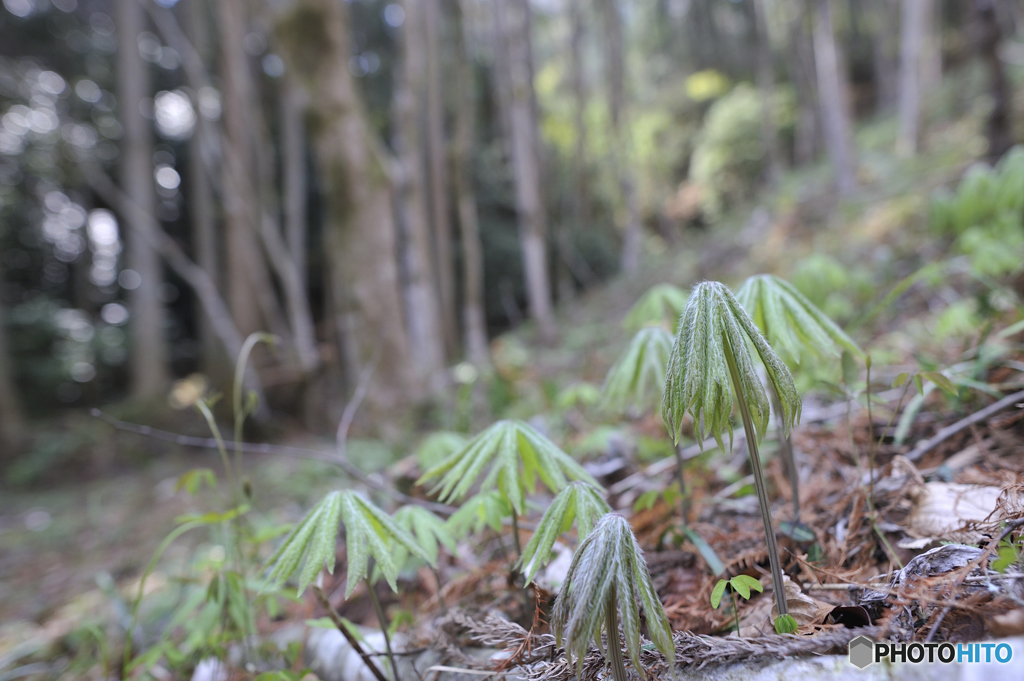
[518,482,611,582]
[601,327,673,415]
[445,491,512,537]
[623,284,689,331]
[263,491,343,596]
[552,514,674,680]
[415,431,469,471]
[418,420,597,514]
[392,505,458,565]
[662,281,802,451]
[735,274,864,363]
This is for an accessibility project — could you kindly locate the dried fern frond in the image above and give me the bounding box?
[735,274,864,362]
[518,482,611,583]
[264,490,432,597]
[623,284,689,331]
[417,420,598,515]
[662,281,801,451]
[552,514,674,680]
[600,326,673,415]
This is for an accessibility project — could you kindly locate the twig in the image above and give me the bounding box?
[906,389,1024,461]
[313,586,390,681]
[90,409,456,516]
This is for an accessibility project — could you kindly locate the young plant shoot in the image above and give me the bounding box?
[417,419,598,558]
[623,283,689,331]
[517,481,611,583]
[552,513,674,681]
[662,281,801,624]
[735,274,864,522]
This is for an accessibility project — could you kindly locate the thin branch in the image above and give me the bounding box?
[313,585,390,681]
[90,409,456,516]
[906,389,1024,461]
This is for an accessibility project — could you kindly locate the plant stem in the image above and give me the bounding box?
[723,338,788,618]
[510,511,523,559]
[195,400,235,501]
[604,585,629,681]
[313,586,389,681]
[366,577,399,681]
[865,359,875,513]
[431,566,448,614]
[731,590,741,636]
[673,443,690,525]
[769,385,800,521]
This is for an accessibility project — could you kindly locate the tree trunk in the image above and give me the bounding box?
[753,0,782,185]
[394,0,447,391]
[600,0,642,276]
[115,0,168,398]
[973,0,1012,161]
[424,0,458,358]
[281,80,308,303]
[870,0,899,113]
[897,0,927,156]
[812,0,856,195]
[276,0,419,424]
[452,0,490,367]
[180,0,221,376]
[0,265,25,448]
[561,0,587,301]
[921,0,942,94]
[786,2,820,166]
[494,0,556,341]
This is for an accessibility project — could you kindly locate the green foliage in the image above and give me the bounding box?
[392,505,458,566]
[601,326,673,414]
[992,536,1021,573]
[735,274,864,363]
[415,431,469,471]
[176,468,217,496]
[662,281,802,451]
[264,490,432,597]
[446,491,513,536]
[774,614,799,634]
[623,284,689,331]
[552,514,674,679]
[710,575,763,609]
[555,382,601,410]
[518,482,612,582]
[418,419,598,515]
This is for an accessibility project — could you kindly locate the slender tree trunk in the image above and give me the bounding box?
[920,0,942,94]
[786,2,820,166]
[424,0,458,358]
[601,0,642,276]
[494,0,556,341]
[452,0,490,367]
[276,0,419,423]
[180,0,221,375]
[897,0,927,156]
[561,0,587,301]
[812,0,856,195]
[282,81,308,300]
[973,0,1012,161]
[0,266,25,448]
[753,0,782,184]
[870,0,899,113]
[115,0,168,398]
[394,0,447,391]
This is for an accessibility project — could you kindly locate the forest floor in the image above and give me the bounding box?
[3,113,1024,679]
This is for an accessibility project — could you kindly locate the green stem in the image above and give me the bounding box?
[233,332,275,482]
[195,400,236,503]
[723,338,788,618]
[366,577,399,681]
[673,443,690,526]
[865,359,875,513]
[122,521,203,676]
[731,590,741,637]
[510,510,523,560]
[604,585,629,681]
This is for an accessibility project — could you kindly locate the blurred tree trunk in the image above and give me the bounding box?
[452,0,490,367]
[562,0,586,300]
[752,0,782,185]
[812,0,856,195]
[494,0,556,341]
[217,0,286,339]
[394,0,447,391]
[281,81,307,307]
[871,0,899,113]
[920,0,942,95]
[972,0,1012,161]
[180,0,221,376]
[0,269,25,448]
[424,0,458,358]
[276,0,419,422]
[786,2,820,166]
[897,0,926,156]
[115,0,168,399]
[600,0,642,276]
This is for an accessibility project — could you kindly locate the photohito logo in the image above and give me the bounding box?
[848,636,1014,669]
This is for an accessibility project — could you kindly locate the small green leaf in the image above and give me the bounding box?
[683,527,726,577]
[728,575,764,600]
[913,374,924,396]
[992,545,1018,573]
[778,520,816,543]
[175,504,250,526]
[921,371,958,397]
[176,468,217,495]
[633,490,659,512]
[774,614,799,634]
[601,327,674,415]
[710,579,728,609]
[894,372,909,388]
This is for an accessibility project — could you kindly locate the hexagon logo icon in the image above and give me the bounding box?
[849,636,875,669]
